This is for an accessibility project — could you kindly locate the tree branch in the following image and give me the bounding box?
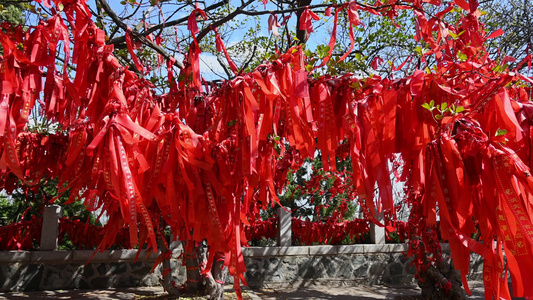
[240,44,257,73]
[216,53,234,79]
[238,1,401,17]
[196,0,255,42]
[98,0,185,70]
[107,0,230,46]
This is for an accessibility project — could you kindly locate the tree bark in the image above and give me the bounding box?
[417,258,466,300]
[159,250,180,296]
[182,241,203,295]
[205,252,226,300]
[295,0,312,44]
[159,240,227,299]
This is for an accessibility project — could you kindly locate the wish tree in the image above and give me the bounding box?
[0,0,533,299]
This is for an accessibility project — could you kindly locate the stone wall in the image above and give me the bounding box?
[242,244,418,288]
[0,249,185,292]
[0,244,485,292]
[239,245,484,288]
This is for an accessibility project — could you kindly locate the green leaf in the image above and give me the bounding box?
[449,31,458,39]
[456,106,465,113]
[457,51,467,61]
[496,129,507,136]
[435,114,444,120]
[441,102,448,110]
[421,103,431,110]
[429,100,435,107]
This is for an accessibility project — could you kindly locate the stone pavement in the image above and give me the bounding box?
[0,286,163,300]
[0,282,487,299]
[253,281,486,300]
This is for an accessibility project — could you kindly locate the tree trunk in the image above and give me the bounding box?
[182,241,204,295]
[160,240,227,299]
[417,257,467,300]
[204,252,226,300]
[159,249,180,296]
[157,232,180,297]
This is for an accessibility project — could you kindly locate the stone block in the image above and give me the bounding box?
[130,262,153,275]
[0,251,30,263]
[0,265,7,289]
[109,262,128,275]
[71,249,158,263]
[243,247,279,257]
[368,262,386,284]
[298,258,324,279]
[321,256,338,277]
[390,244,409,252]
[96,264,107,275]
[141,274,159,286]
[31,250,72,263]
[107,249,140,261]
[40,205,62,251]
[336,245,365,254]
[335,257,356,279]
[244,257,261,270]
[42,266,73,290]
[350,255,367,268]
[370,222,386,244]
[277,246,309,256]
[244,268,263,282]
[168,236,182,251]
[262,257,281,270]
[277,208,292,246]
[308,245,337,255]
[389,262,403,276]
[279,260,299,281]
[353,262,369,277]
[79,264,93,278]
[171,247,183,257]
[19,264,44,291]
[364,244,407,253]
[73,250,102,262]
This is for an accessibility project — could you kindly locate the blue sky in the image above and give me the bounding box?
[99,0,336,81]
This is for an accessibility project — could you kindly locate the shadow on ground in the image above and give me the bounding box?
[253,281,487,300]
[0,287,158,300]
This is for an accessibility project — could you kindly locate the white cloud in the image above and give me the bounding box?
[199,53,229,81]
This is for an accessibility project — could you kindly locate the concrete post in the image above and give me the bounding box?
[370,214,386,244]
[277,207,292,246]
[169,233,182,251]
[40,205,62,250]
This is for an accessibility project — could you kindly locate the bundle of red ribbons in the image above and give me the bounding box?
[292,217,371,245]
[1,0,533,298]
[0,216,41,250]
[0,215,391,250]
